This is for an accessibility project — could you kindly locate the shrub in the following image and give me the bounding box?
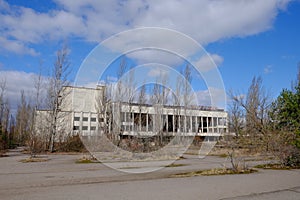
[283,147,300,167]
[56,135,87,152]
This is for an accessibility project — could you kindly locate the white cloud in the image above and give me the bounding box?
[193,54,224,72]
[0,36,39,56]
[264,65,273,74]
[0,0,292,55]
[147,67,169,78]
[0,0,9,10]
[128,49,185,66]
[196,87,226,109]
[1,7,84,43]
[0,70,47,112]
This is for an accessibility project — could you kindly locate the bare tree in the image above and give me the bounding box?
[47,45,71,152]
[172,64,193,135]
[229,76,272,151]
[34,65,43,110]
[138,83,147,105]
[15,90,31,145]
[0,78,6,132]
[112,58,127,142]
[150,72,169,144]
[182,64,193,134]
[98,58,133,143]
[28,68,44,155]
[0,79,11,149]
[94,82,112,144]
[182,64,193,107]
[138,83,147,132]
[227,93,245,138]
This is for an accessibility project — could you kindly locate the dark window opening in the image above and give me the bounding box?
[91,117,96,122]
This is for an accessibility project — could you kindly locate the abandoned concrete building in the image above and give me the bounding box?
[35,85,228,141]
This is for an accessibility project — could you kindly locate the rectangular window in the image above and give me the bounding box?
[99,118,104,122]
[82,126,88,130]
[74,117,80,121]
[91,117,96,122]
[90,126,96,130]
[73,126,80,130]
[83,117,88,121]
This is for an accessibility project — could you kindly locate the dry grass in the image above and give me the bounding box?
[75,159,100,164]
[254,163,300,170]
[165,163,187,168]
[20,157,49,163]
[170,168,257,178]
[119,166,141,169]
[0,151,8,157]
[75,155,100,164]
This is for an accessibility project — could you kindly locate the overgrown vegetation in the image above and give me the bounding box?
[226,65,300,168]
[171,168,257,178]
[75,154,100,164]
[166,163,187,168]
[55,135,87,153]
[0,45,78,155]
[254,163,300,170]
[20,157,49,163]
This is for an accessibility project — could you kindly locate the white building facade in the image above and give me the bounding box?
[36,86,228,141]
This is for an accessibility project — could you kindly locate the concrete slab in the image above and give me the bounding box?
[0,149,299,200]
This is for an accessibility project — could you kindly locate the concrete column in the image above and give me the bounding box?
[178,115,181,132]
[207,117,209,133]
[166,115,168,133]
[80,112,83,131]
[152,114,154,133]
[211,117,215,133]
[90,112,92,126]
[217,117,219,133]
[195,116,198,134]
[184,115,187,133]
[132,112,134,133]
[96,112,98,132]
[71,111,74,136]
[89,112,91,135]
[146,113,148,132]
[190,116,192,133]
[139,113,141,132]
[124,111,127,132]
[172,114,175,135]
[201,116,203,133]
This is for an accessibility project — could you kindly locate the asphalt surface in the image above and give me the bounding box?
[0,148,299,200]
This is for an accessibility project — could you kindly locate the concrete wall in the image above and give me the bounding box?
[35,85,228,139]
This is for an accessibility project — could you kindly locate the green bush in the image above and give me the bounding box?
[284,147,300,167]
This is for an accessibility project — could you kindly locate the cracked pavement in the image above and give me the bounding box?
[0,148,299,200]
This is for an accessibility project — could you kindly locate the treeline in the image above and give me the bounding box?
[0,45,85,155]
[227,66,300,167]
[0,79,13,150]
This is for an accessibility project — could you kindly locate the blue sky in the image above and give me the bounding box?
[207,2,300,96]
[0,0,300,111]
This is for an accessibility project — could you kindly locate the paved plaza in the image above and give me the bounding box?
[0,148,299,200]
